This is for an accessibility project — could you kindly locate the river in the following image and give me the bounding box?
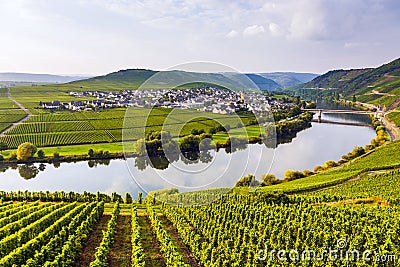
[0,104,376,196]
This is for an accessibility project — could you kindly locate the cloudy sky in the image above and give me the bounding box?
[0,0,399,75]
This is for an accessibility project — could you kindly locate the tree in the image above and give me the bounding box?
[260,174,282,186]
[88,148,94,158]
[283,170,305,182]
[208,127,218,134]
[124,192,133,204]
[235,174,259,187]
[351,146,365,158]
[37,149,45,159]
[17,142,37,161]
[191,128,205,135]
[303,170,314,177]
[0,142,8,153]
[323,160,337,169]
[179,134,201,152]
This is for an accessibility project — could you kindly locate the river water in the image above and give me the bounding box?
[0,104,376,196]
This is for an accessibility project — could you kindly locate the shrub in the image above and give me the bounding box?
[9,152,17,160]
[37,149,45,159]
[283,170,305,182]
[260,174,281,186]
[235,174,259,187]
[323,160,337,169]
[303,170,314,177]
[17,142,37,161]
[314,165,325,172]
[88,148,94,158]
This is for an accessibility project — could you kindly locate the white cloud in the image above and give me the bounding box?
[226,30,239,38]
[268,23,283,37]
[243,24,265,36]
[0,0,399,74]
[344,42,382,48]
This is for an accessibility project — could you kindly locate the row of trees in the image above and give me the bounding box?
[235,170,315,188]
[136,130,215,157]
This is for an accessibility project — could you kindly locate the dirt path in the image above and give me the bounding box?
[158,214,202,267]
[313,173,363,194]
[366,90,395,97]
[137,208,166,267]
[108,214,132,267]
[73,214,111,267]
[0,87,32,137]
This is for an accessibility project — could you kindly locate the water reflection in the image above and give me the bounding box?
[88,159,111,168]
[18,165,40,180]
[137,149,238,171]
[0,107,376,195]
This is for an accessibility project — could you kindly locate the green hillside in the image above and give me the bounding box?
[73,69,268,91]
[288,57,400,109]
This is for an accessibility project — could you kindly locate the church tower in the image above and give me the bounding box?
[240,89,245,102]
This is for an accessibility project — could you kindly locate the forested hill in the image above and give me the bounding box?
[295,69,371,90]
[71,69,284,91]
[287,57,400,108]
[70,69,316,91]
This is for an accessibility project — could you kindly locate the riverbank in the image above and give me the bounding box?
[337,99,400,141]
[0,112,314,164]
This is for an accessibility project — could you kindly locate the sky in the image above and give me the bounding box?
[0,0,399,76]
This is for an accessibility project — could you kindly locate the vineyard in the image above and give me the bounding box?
[0,176,398,267]
[0,107,256,148]
[0,110,29,133]
[255,140,400,194]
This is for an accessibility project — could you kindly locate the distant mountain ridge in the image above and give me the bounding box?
[75,69,317,91]
[258,72,319,88]
[0,73,91,83]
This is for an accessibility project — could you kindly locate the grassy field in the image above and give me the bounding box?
[212,125,262,142]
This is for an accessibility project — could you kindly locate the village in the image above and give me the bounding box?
[39,87,297,115]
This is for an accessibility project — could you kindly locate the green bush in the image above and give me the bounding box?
[37,150,45,159]
[17,142,37,161]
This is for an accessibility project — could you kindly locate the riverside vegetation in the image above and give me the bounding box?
[0,68,399,266]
